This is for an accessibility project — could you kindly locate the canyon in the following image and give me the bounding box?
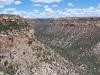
[0,14,100,75]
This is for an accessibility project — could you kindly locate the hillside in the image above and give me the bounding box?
[0,14,100,75]
[33,18,100,75]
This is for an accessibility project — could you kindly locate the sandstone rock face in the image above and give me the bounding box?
[0,14,27,26]
[33,17,100,26]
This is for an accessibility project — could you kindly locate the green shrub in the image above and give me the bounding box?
[4,63,17,75]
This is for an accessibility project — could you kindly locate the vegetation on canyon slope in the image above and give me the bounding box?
[0,15,100,75]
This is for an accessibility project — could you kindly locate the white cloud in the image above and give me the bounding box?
[14,0,22,5]
[33,4,41,6]
[52,5,58,7]
[97,4,100,8]
[0,5,4,8]
[2,8,18,14]
[1,5,100,18]
[44,5,49,8]
[43,5,55,16]
[68,3,74,7]
[31,0,61,3]
[33,10,39,12]
[0,0,21,8]
[0,0,13,7]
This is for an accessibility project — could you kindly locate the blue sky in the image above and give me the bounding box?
[0,0,100,18]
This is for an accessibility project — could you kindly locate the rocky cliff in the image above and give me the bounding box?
[33,18,100,75]
[0,14,100,75]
